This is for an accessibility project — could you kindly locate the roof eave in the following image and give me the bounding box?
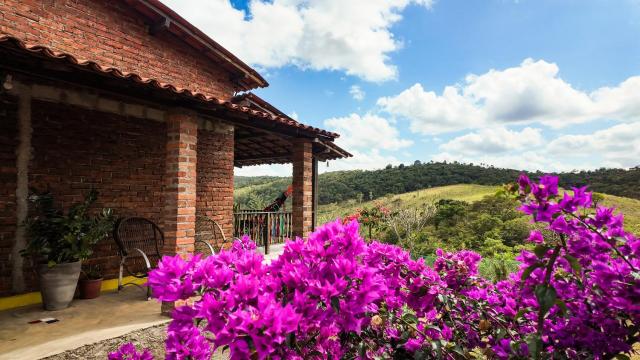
[125,0,268,91]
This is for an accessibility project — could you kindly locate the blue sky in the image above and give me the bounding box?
[162,0,640,176]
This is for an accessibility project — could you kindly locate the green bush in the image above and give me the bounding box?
[22,190,114,266]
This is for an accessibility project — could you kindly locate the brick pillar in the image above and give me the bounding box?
[163,109,197,257]
[292,139,313,238]
[196,121,235,242]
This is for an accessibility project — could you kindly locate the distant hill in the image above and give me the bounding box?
[234,162,640,209]
[317,184,497,224]
[315,184,640,235]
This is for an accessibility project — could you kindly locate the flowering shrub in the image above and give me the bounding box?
[108,343,153,360]
[112,175,639,359]
[343,202,390,238]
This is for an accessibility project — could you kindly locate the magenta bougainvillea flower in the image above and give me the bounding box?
[107,343,153,360]
[111,175,640,359]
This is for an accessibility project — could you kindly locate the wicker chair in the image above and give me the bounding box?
[195,215,226,255]
[113,217,216,299]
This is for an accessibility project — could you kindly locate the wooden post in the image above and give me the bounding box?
[11,82,31,294]
[265,212,271,255]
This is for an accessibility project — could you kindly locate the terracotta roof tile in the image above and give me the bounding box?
[0,34,339,139]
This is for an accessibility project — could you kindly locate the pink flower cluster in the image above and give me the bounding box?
[111,175,639,359]
[108,343,153,360]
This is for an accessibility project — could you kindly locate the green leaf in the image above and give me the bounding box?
[430,340,442,352]
[514,307,528,321]
[614,236,627,245]
[554,299,568,315]
[521,264,541,282]
[402,312,418,324]
[358,342,366,357]
[615,354,631,360]
[413,350,427,360]
[565,255,581,273]
[534,245,550,258]
[527,334,543,359]
[330,296,340,314]
[535,285,557,317]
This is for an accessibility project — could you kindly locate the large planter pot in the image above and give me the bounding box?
[37,261,81,310]
[79,278,103,299]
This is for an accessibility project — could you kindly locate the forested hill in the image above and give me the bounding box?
[234,162,640,208]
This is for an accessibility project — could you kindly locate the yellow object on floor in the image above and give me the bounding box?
[0,286,165,360]
[0,276,147,311]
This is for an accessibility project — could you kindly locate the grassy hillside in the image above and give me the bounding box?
[235,176,287,189]
[318,184,498,224]
[318,184,640,234]
[600,192,640,234]
[235,176,291,210]
[233,163,640,210]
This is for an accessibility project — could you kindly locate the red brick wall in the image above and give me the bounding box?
[292,139,313,238]
[0,94,18,295]
[0,0,237,100]
[20,100,167,293]
[0,97,239,296]
[196,125,235,244]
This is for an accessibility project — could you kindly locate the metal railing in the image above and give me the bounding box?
[233,210,292,254]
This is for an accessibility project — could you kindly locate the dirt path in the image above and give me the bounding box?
[42,324,227,360]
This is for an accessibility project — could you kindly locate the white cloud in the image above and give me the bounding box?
[432,151,579,173]
[377,83,487,134]
[235,164,292,177]
[321,113,411,172]
[432,122,640,172]
[349,85,366,101]
[547,122,640,168]
[234,149,400,175]
[377,59,640,134]
[590,77,640,122]
[161,0,434,82]
[462,59,595,126]
[324,149,401,172]
[324,113,413,150]
[439,127,544,157]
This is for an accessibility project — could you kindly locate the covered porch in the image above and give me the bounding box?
[0,242,286,360]
[0,35,349,305]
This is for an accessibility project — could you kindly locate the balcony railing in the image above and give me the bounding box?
[233,210,292,254]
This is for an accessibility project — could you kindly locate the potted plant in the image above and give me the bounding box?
[21,190,113,310]
[79,264,103,299]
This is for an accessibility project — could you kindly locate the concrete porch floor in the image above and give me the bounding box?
[258,242,286,263]
[0,287,166,360]
[0,243,286,359]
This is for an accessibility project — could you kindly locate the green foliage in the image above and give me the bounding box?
[235,163,640,210]
[500,218,531,247]
[421,254,520,282]
[318,184,496,225]
[376,192,538,280]
[433,199,468,229]
[22,190,114,265]
[82,263,103,280]
[234,176,292,210]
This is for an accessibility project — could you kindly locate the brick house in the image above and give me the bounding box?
[0,0,350,297]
